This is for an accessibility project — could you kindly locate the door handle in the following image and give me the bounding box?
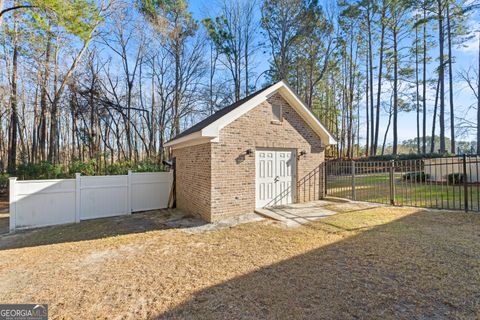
[274,176,279,183]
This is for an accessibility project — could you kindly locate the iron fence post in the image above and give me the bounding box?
[389,160,395,205]
[463,154,468,212]
[351,160,356,200]
[324,162,327,197]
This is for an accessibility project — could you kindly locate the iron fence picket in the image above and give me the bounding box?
[325,155,480,213]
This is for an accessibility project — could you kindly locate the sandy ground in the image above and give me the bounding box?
[0,196,8,235]
[0,201,479,319]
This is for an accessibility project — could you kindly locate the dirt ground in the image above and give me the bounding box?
[0,196,8,235]
[0,200,479,319]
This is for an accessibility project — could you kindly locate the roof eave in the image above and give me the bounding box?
[165,80,337,149]
[164,131,207,148]
[277,83,337,145]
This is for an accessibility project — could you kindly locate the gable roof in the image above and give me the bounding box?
[171,83,276,141]
[165,80,337,149]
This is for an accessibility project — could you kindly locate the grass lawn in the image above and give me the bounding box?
[328,173,480,211]
[0,203,479,319]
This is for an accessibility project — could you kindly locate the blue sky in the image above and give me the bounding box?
[188,0,480,145]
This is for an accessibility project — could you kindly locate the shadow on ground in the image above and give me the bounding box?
[0,209,206,251]
[157,209,480,319]
[0,197,9,235]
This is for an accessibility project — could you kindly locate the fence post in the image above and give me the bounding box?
[9,177,17,232]
[323,162,327,198]
[351,160,356,200]
[127,170,132,214]
[389,160,395,205]
[463,154,468,212]
[75,173,81,223]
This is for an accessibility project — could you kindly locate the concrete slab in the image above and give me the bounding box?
[255,198,383,227]
[255,200,339,227]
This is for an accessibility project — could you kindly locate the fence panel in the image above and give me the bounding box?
[131,172,173,212]
[10,179,76,229]
[9,171,173,231]
[326,156,480,212]
[80,175,129,220]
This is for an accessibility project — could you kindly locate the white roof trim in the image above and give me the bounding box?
[165,80,337,148]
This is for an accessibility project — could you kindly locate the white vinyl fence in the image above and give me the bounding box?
[424,157,480,182]
[9,171,173,231]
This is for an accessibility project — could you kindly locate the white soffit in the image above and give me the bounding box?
[165,80,337,149]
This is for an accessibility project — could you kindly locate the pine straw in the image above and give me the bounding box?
[0,205,479,319]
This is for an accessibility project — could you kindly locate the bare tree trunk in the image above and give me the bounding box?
[70,94,77,161]
[149,63,156,157]
[431,79,440,153]
[31,85,39,163]
[422,6,427,154]
[174,37,181,135]
[438,0,446,153]
[7,7,18,173]
[446,3,455,154]
[374,6,386,155]
[382,101,393,156]
[367,8,374,156]
[477,32,480,153]
[392,28,399,155]
[48,43,60,163]
[39,33,51,162]
[416,24,421,154]
[365,51,369,156]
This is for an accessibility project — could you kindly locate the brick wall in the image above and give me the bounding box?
[173,143,212,221]
[172,93,326,222]
[209,93,325,221]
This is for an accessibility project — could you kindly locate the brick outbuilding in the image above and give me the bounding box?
[165,80,336,222]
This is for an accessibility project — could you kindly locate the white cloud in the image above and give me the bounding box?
[457,20,479,55]
[458,34,479,54]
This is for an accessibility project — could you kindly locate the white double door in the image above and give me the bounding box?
[255,149,296,208]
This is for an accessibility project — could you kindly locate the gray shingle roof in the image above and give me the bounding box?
[167,83,275,143]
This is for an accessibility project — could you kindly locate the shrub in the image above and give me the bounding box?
[68,160,96,176]
[133,161,165,173]
[0,173,9,194]
[357,152,448,162]
[105,160,166,175]
[17,161,66,179]
[105,161,132,175]
[402,172,430,182]
[447,173,465,185]
[13,160,167,180]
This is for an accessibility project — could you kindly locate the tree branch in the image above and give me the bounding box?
[0,5,36,17]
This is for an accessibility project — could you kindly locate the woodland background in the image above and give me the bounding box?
[0,0,479,179]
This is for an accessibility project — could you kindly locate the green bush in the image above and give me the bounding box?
[402,172,430,182]
[105,161,132,175]
[68,160,96,176]
[105,160,166,175]
[358,153,448,162]
[0,173,9,193]
[447,173,465,185]
[17,161,66,180]
[133,161,165,173]
[13,160,167,180]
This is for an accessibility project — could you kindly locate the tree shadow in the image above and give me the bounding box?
[0,213,8,235]
[0,196,9,235]
[0,209,206,251]
[264,165,324,208]
[156,210,480,319]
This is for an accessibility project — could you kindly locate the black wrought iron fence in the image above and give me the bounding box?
[325,155,480,212]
